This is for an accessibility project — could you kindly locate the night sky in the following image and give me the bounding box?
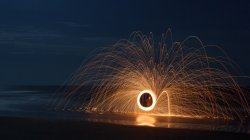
[0,0,250,86]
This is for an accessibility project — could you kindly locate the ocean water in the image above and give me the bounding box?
[0,86,249,134]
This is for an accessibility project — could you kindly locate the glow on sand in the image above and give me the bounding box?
[58,30,249,121]
[136,115,156,127]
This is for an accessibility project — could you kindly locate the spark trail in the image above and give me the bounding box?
[58,30,249,121]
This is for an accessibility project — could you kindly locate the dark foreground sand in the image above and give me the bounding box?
[0,117,249,140]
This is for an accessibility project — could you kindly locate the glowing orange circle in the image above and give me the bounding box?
[137,90,156,111]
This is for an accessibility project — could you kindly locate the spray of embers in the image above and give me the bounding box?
[57,30,249,121]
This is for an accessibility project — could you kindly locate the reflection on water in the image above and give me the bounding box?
[0,87,249,134]
[85,113,250,133]
[136,115,156,127]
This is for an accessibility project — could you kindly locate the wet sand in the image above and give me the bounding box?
[0,116,249,140]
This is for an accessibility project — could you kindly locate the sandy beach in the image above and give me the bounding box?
[0,116,249,140]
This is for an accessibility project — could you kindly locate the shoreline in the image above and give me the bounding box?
[0,116,249,140]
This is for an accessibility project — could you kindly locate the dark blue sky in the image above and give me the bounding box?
[0,0,250,86]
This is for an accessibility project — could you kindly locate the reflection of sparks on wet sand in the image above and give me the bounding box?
[84,113,249,133]
[136,115,156,127]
